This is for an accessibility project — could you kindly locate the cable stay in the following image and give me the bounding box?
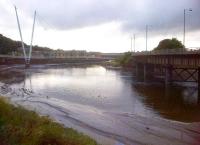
[14,6,36,68]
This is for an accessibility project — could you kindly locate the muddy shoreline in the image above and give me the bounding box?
[0,64,200,145]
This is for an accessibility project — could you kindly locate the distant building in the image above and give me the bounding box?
[13,48,89,58]
[87,52,101,58]
[49,50,87,58]
[11,48,122,59]
[100,53,123,59]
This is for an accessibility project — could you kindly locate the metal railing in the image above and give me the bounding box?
[0,55,46,59]
[132,48,200,55]
[0,55,107,59]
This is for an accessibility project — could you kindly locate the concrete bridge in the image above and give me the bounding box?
[132,48,200,101]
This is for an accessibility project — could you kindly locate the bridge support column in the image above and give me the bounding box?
[198,67,200,104]
[144,64,146,82]
[144,64,155,82]
[136,63,155,82]
[136,63,144,81]
[135,63,139,79]
[165,65,173,85]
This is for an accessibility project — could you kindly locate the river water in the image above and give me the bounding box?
[1,65,200,145]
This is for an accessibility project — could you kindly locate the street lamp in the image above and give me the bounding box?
[130,37,133,52]
[133,34,135,52]
[146,25,148,51]
[146,25,152,51]
[131,34,136,52]
[133,34,136,52]
[183,8,192,47]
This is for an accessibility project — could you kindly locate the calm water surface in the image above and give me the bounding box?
[10,65,200,123]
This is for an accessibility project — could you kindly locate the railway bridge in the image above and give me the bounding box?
[132,48,200,100]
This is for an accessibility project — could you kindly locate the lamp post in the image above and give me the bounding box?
[183,8,192,47]
[131,34,136,53]
[130,37,133,52]
[146,25,149,51]
[133,34,136,52]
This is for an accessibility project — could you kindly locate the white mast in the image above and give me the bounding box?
[28,11,36,64]
[14,6,36,67]
[14,6,27,63]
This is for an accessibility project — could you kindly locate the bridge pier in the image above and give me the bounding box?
[144,64,146,82]
[144,64,154,82]
[136,63,144,81]
[133,52,200,104]
[198,67,200,104]
[165,65,173,85]
[136,63,154,82]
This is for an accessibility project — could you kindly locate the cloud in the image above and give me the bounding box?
[10,0,200,34]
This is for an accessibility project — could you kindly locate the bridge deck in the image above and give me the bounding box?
[133,53,200,68]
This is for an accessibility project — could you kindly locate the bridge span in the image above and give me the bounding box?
[0,55,110,65]
[132,48,200,102]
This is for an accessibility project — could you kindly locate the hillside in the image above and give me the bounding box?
[0,34,53,55]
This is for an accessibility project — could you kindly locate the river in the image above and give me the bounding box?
[0,65,200,145]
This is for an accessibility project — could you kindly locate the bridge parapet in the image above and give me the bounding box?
[132,48,200,56]
[132,48,200,68]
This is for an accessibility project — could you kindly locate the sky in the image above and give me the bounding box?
[0,0,200,53]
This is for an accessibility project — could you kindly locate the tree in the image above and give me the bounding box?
[154,38,185,51]
[0,34,22,54]
[0,34,53,55]
[116,52,132,66]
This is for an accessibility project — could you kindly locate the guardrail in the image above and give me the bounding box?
[0,55,48,59]
[0,55,107,59]
[132,48,200,55]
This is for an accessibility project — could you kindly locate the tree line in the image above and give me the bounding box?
[0,34,53,55]
[0,33,185,55]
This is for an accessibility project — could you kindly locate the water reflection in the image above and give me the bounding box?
[0,69,25,84]
[133,84,200,122]
[4,65,200,123]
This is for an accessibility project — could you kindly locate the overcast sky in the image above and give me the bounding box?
[0,0,200,52]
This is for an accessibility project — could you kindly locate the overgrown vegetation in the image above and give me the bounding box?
[154,38,185,50]
[0,97,97,145]
[114,52,132,67]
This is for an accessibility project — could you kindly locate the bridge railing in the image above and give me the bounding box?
[132,48,200,55]
[0,55,109,59]
[0,55,46,59]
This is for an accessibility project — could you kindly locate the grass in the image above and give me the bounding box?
[0,97,98,145]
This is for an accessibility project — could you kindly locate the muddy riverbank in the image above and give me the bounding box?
[0,65,200,145]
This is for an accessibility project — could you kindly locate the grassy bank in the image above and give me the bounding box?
[0,97,97,145]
